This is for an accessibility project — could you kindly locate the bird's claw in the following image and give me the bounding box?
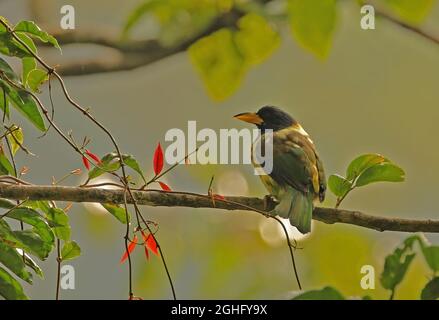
[263,195,278,211]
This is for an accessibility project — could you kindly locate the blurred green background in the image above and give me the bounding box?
[1,0,439,299]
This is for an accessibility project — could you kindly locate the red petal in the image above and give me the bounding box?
[213,194,225,200]
[153,143,164,175]
[146,234,159,256]
[85,149,102,164]
[140,231,150,261]
[144,246,149,260]
[158,181,171,191]
[82,155,90,170]
[120,235,138,264]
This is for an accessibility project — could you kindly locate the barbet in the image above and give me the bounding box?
[234,106,326,234]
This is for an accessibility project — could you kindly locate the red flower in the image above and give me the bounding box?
[140,231,150,261]
[146,234,159,256]
[120,235,138,264]
[85,149,102,164]
[153,143,164,175]
[158,181,171,191]
[82,155,90,170]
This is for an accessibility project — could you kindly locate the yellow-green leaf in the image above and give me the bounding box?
[328,174,352,197]
[235,13,280,65]
[61,241,81,261]
[14,20,60,50]
[189,29,246,101]
[383,0,435,24]
[6,125,24,155]
[288,0,337,59]
[102,203,130,224]
[27,69,49,92]
[346,153,389,181]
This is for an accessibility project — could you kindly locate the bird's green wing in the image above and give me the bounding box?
[315,151,326,201]
[268,126,321,197]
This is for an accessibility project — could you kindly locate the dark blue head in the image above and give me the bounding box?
[234,106,296,131]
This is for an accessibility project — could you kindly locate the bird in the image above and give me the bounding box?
[234,106,326,234]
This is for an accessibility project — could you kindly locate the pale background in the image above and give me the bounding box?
[0,0,438,299]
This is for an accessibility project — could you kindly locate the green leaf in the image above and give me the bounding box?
[0,84,9,118]
[12,230,54,260]
[346,153,389,181]
[101,203,130,224]
[355,163,405,187]
[20,249,43,278]
[46,207,71,241]
[288,0,337,58]
[7,207,55,244]
[415,235,439,273]
[61,241,81,261]
[22,57,36,86]
[0,266,28,300]
[0,80,46,131]
[0,57,20,81]
[0,32,33,58]
[189,29,246,101]
[123,155,146,184]
[14,20,60,50]
[122,0,162,38]
[0,241,33,283]
[383,0,435,24]
[292,286,345,300]
[16,33,37,87]
[421,277,439,300]
[421,247,439,273]
[15,33,38,83]
[14,32,37,55]
[234,13,280,66]
[26,68,48,92]
[380,236,417,292]
[0,151,14,175]
[15,32,38,87]
[88,152,120,180]
[0,198,15,209]
[0,218,52,260]
[328,174,352,197]
[6,125,24,155]
[24,200,51,214]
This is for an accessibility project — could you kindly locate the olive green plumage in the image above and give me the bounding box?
[234,106,326,234]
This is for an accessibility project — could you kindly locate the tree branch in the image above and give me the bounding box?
[373,4,439,45]
[42,4,439,76]
[0,183,438,233]
[50,10,243,76]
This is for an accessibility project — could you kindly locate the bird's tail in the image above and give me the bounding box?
[274,186,314,234]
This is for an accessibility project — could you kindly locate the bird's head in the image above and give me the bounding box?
[234,106,297,131]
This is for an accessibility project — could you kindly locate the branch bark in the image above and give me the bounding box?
[1,183,438,233]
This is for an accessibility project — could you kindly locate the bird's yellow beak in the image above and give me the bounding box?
[233,112,263,125]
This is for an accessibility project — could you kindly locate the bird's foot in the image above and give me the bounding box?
[263,195,278,211]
